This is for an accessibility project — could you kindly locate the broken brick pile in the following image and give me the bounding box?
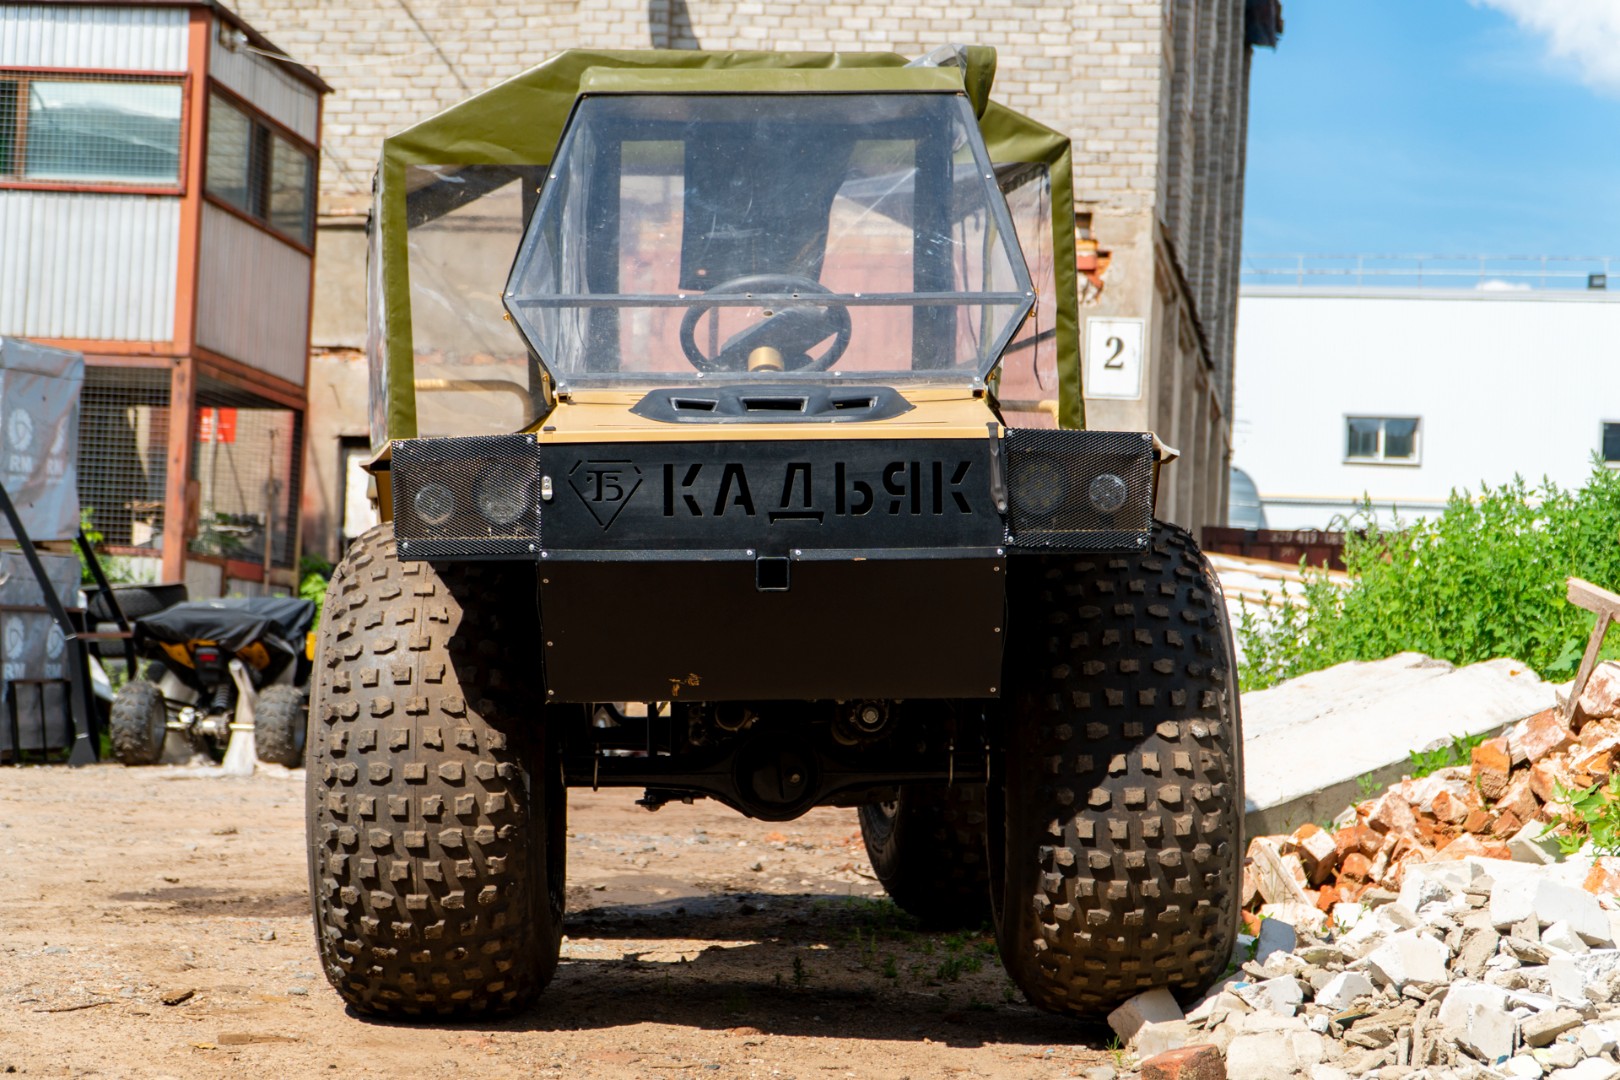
[1243,662,1620,933]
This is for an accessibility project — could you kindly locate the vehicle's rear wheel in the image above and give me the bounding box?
[993,521,1243,1016]
[255,684,307,768]
[109,680,167,765]
[306,523,562,1019]
[859,783,991,929]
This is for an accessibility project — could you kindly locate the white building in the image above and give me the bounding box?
[1232,281,1620,530]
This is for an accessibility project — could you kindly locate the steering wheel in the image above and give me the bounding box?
[678,274,853,373]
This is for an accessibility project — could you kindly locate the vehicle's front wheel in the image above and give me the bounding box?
[306,524,563,1019]
[859,783,991,929]
[109,680,167,765]
[993,522,1243,1017]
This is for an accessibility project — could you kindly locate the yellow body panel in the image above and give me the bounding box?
[374,387,1004,523]
[529,387,1003,445]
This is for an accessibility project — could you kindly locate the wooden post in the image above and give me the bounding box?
[1564,577,1620,723]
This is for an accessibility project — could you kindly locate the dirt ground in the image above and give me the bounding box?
[0,765,1117,1079]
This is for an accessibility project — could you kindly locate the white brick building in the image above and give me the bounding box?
[222,0,1282,559]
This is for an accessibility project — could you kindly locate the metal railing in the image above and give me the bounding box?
[1242,253,1618,291]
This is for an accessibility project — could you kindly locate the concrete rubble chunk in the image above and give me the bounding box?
[1435,979,1517,1063]
[1455,926,1503,980]
[1107,987,1184,1045]
[1501,1056,1548,1079]
[1551,1062,1620,1080]
[1576,1021,1620,1057]
[1307,1067,1352,1080]
[1315,971,1377,1011]
[1254,917,1297,965]
[1235,976,1304,1017]
[1549,949,1620,1004]
[1258,901,1327,934]
[1542,921,1591,957]
[1519,1006,1585,1048]
[1134,1019,1194,1059]
[1365,929,1451,989]
[1490,876,1612,945]
[1223,1030,1327,1080]
[1139,1043,1226,1080]
[1508,820,1562,865]
[1535,1041,1584,1069]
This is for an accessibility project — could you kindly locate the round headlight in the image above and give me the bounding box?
[476,463,533,526]
[1088,473,1128,515]
[1015,453,1066,517]
[412,482,455,526]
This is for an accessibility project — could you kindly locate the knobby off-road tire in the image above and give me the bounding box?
[255,684,307,768]
[859,784,991,929]
[110,679,167,765]
[994,521,1243,1016]
[306,523,563,1019]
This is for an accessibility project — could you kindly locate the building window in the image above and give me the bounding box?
[1603,422,1620,465]
[205,92,314,245]
[0,73,183,187]
[1346,416,1421,464]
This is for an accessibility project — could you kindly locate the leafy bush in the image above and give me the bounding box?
[1237,462,1620,692]
[299,553,334,628]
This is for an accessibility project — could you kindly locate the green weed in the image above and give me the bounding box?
[1237,464,1620,692]
[1543,775,1620,856]
[934,955,983,982]
[1407,732,1487,779]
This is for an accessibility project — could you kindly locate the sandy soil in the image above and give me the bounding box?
[0,765,1115,1079]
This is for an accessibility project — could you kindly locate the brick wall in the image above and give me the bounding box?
[243,0,1273,553]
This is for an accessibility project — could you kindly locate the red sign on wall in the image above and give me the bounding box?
[198,408,238,444]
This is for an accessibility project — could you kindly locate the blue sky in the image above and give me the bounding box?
[1242,0,1620,259]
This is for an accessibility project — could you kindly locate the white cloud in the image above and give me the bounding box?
[1472,0,1620,94]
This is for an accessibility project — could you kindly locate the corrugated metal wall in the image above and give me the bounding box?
[0,5,188,71]
[208,28,319,144]
[0,191,180,341]
[195,202,309,385]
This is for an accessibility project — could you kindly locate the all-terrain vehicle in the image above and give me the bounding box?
[309,46,1242,1021]
[111,596,314,767]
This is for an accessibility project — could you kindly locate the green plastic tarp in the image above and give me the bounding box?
[372,47,1083,445]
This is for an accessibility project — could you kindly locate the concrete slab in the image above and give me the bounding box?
[1240,652,1556,837]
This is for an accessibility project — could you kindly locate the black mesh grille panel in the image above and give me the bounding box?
[391,434,541,559]
[1003,429,1155,551]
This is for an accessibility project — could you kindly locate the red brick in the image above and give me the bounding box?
[1471,737,1512,801]
[1367,792,1417,836]
[1340,852,1372,882]
[1431,789,1471,825]
[1510,707,1575,764]
[1496,773,1539,827]
[1141,1043,1226,1080]
[1335,825,1383,861]
[1585,857,1620,897]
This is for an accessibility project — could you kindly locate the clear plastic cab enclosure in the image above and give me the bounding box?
[503,90,1035,392]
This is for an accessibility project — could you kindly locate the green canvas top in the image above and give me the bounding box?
[372,47,1082,443]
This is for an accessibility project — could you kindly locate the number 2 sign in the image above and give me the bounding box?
[1083,317,1145,400]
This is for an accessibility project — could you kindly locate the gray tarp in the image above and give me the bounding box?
[0,338,82,542]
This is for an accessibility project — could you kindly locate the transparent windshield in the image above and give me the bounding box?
[505,93,1033,387]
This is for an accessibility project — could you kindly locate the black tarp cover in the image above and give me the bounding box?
[134,598,315,679]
